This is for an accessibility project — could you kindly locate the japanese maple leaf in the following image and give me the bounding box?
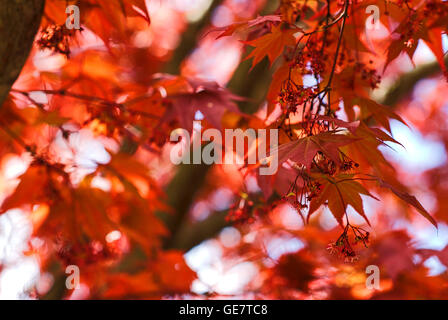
[247,15,282,28]
[157,75,242,133]
[267,61,302,113]
[0,163,115,244]
[272,131,358,170]
[104,251,195,298]
[272,250,317,292]
[345,122,403,177]
[245,24,297,69]
[308,174,378,227]
[0,164,54,213]
[346,125,399,178]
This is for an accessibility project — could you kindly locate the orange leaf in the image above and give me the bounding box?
[309,175,378,227]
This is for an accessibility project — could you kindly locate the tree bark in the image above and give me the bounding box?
[0,0,45,107]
